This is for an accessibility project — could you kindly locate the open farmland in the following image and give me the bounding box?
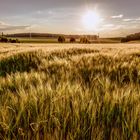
[0,43,140,140]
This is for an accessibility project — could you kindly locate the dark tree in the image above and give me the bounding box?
[0,37,8,42]
[70,37,76,43]
[121,38,128,43]
[80,37,90,44]
[9,39,20,43]
[58,36,65,43]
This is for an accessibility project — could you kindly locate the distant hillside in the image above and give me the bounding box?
[121,32,140,42]
[6,33,99,40]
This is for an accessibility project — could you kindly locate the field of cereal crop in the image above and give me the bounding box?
[0,43,140,140]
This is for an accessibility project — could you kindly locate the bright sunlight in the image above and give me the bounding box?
[82,10,102,30]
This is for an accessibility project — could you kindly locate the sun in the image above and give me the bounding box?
[82,10,101,30]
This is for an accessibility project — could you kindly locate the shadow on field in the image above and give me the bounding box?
[0,48,99,76]
[0,51,42,76]
[0,48,139,86]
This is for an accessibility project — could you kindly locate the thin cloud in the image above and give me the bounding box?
[123,17,140,22]
[32,8,81,22]
[99,24,125,31]
[123,19,134,22]
[0,21,30,31]
[0,21,9,26]
[103,24,115,27]
[111,14,123,19]
[0,26,30,31]
[136,18,140,21]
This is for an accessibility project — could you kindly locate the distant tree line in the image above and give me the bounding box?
[0,37,20,43]
[7,33,98,40]
[1,32,98,44]
[0,35,91,44]
[121,32,140,43]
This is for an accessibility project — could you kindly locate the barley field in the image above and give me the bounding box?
[0,43,140,140]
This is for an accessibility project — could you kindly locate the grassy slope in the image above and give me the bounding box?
[0,44,140,139]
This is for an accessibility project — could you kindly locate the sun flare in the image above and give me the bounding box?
[82,10,101,30]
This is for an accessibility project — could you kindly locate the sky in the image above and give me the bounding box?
[0,0,140,37]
